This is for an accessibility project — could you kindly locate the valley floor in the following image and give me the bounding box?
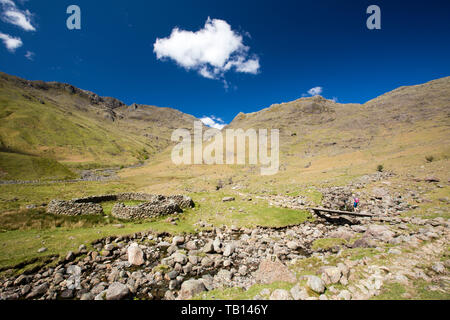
[0,160,449,300]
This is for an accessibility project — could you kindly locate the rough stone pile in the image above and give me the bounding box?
[261,172,410,218]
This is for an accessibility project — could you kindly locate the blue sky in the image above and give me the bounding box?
[0,0,449,127]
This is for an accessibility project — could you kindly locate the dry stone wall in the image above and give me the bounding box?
[46,193,194,219]
[46,200,104,216]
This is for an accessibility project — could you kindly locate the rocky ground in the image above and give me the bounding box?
[0,173,448,300]
[0,216,448,300]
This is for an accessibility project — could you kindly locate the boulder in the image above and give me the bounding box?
[286,241,299,250]
[321,267,342,284]
[172,252,188,265]
[337,290,352,300]
[106,282,130,300]
[223,242,236,257]
[432,262,445,274]
[254,259,297,284]
[201,256,213,268]
[306,276,325,294]
[290,284,310,300]
[127,243,145,266]
[172,236,185,246]
[363,225,395,242]
[203,241,214,253]
[178,279,206,300]
[238,265,248,276]
[185,241,198,250]
[222,197,235,202]
[269,289,292,300]
[26,283,49,299]
[213,239,222,253]
[60,289,74,299]
[352,238,377,248]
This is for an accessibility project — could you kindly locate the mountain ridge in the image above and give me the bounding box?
[1,71,449,181]
[0,71,203,176]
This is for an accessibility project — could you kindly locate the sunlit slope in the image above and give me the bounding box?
[119,77,450,194]
[0,72,201,168]
[0,151,77,181]
[226,76,450,163]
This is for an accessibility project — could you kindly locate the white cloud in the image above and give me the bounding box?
[307,86,323,96]
[25,50,34,60]
[200,115,227,130]
[0,0,36,31]
[154,17,260,81]
[0,31,22,52]
[0,0,15,6]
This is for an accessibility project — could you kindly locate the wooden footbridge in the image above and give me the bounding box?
[308,207,374,218]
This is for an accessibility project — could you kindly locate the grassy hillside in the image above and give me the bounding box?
[116,77,450,195]
[0,151,77,181]
[0,72,201,170]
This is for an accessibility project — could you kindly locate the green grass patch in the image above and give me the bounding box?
[413,279,450,300]
[372,280,450,300]
[0,180,134,212]
[401,186,450,220]
[347,248,381,261]
[193,282,294,300]
[101,200,148,215]
[312,238,347,250]
[0,213,199,270]
[0,152,77,181]
[0,81,155,167]
[0,209,121,232]
[372,282,407,300]
[184,192,313,228]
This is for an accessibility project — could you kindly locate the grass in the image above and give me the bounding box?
[193,281,295,300]
[312,238,347,251]
[101,200,148,215]
[0,209,121,232]
[0,151,77,181]
[183,192,313,228]
[401,186,450,220]
[0,79,155,167]
[0,180,134,212]
[371,282,407,300]
[413,279,450,300]
[372,280,450,300]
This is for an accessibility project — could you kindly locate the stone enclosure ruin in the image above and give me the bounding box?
[46,193,194,220]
